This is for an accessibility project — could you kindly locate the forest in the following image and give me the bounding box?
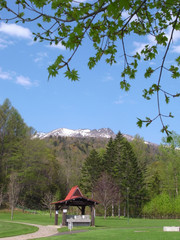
[0,99,180,218]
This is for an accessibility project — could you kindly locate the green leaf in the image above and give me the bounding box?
[156,33,168,46]
[173,93,180,98]
[166,136,173,143]
[120,80,130,91]
[144,67,154,78]
[169,112,174,118]
[88,57,96,69]
[137,118,143,128]
[64,69,79,81]
[175,56,180,66]
[165,94,170,104]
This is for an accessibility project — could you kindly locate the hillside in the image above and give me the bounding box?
[44,133,159,194]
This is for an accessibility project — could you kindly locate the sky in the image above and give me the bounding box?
[0,1,180,145]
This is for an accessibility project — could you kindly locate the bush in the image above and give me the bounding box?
[142,193,174,218]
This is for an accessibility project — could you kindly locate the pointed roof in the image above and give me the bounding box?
[51,185,99,206]
[64,185,84,201]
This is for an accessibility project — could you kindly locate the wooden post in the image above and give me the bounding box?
[81,206,85,215]
[55,205,58,225]
[62,209,67,226]
[91,205,95,226]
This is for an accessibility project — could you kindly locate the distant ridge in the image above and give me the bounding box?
[33,127,158,147]
[33,128,116,139]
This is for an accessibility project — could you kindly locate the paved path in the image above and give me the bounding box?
[2,222,59,240]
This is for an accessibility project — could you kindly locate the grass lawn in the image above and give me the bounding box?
[35,217,180,240]
[0,210,57,225]
[1,210,180,239]
[34,227,180,240]
[0,221,38,238]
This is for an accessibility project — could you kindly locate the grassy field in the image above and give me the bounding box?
[0,210,57,225]
[35,227,180,240]
[0,221,38,238]
[1,210,180,239]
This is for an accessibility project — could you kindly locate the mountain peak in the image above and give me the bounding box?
[33,128,116,139]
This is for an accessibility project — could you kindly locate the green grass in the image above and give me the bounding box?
[34,227,180,240]
[0,221,38,238]
[36,217,180,240]
[1,210,180,239]
[0,210,58,225]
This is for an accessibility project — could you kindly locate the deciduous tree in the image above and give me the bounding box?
[0,1,180,137]
[8,172,21,220]
[94,172,118,218]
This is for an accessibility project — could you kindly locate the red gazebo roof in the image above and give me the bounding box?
[65,185,84,200]
[51,185,99,206]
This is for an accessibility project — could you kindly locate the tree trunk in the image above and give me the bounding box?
[91,206,95,226]
[118,200,121,218]
[11,205,14,221]
[104,206,107,219]
[123,204,126,217]
[50,205,52,218]
[112,201,114,217]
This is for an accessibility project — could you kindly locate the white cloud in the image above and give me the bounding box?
[48,42,66,50]
[172,30,180,43]
[133,41,147,54]
[147,35,157,45]
[166,26,180,43]
[132,34,158,54]
[0,37,14,49]
[72,0,89,4]
[74,0,87,2]
[0,22,32,39]
[122,11,137,22]
[172,45,180,53]
[0,67,12,80]
[114,96,124,104]
[0,66,38,88]
[102,73,113,82]
[122,11,129,19]
[16,75,33,87]
[106,75,113,81]
[34,52,48,63]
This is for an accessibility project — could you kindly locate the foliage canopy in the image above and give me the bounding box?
[0,0,180,139]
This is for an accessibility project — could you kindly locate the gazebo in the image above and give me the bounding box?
[51,185,99,226]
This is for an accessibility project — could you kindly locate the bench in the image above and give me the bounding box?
[66,215,91,227]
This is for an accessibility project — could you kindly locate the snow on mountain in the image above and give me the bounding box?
[33,128,116,139]
[32,127,158,147]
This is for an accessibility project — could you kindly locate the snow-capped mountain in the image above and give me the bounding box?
[33,128,116,139]
[33,127,158,147]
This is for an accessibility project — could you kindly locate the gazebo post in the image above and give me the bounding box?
[55,205,58,225]
[62,209,67,226]
[81,206,85,215]
[91,205,95,226]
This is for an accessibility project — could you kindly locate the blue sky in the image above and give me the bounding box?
[0,2,180,144]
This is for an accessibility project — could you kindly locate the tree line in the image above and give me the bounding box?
[1,99,180,219]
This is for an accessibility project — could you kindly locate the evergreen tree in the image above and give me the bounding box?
[0,99,31,185]
[105,132,146,216]
[80,149,102,197]
[103,137,115,173]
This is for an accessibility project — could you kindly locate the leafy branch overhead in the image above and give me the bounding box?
[1,0,180,140]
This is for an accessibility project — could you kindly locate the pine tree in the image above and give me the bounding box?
[0,99,31,185]
[80,149,102,197]
[103,137,115,173]
[105,132,146,216]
